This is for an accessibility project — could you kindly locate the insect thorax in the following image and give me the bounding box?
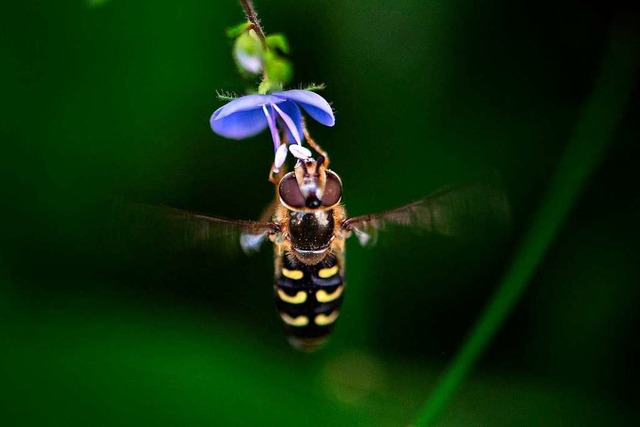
[289,210,334,248]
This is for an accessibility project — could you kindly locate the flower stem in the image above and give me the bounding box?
[238,0,272,84]
[239,0,267,47]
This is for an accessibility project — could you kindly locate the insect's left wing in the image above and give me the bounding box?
[110,201,278,255]
[342,181,511,246]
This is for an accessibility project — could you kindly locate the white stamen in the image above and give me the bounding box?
[274,143,288,172]
[289,144,312,160]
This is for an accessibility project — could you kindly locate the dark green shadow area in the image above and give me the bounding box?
[0,285,631,426]
[415,11,640,426]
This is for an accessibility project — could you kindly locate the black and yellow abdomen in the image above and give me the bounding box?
[274,252,344,352]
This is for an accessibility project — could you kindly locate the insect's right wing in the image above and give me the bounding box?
[109,201,278,256]
[342,180,511,246]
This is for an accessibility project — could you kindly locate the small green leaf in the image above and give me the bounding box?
[264,51,293,86]
[216,90,238,101]
[226,22,252,39]
[302,83,326,92]
[266,34,290,54]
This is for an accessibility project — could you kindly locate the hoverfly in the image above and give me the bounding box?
[125,154,509,352]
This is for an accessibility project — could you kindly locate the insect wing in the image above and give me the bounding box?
[110,201,276,255]
[342,181,510,246]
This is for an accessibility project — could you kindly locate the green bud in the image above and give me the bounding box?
[233,29,264,75]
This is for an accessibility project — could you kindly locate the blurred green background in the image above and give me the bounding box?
[2,0,639,425]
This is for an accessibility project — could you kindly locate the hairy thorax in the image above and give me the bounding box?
[274,204,347,265]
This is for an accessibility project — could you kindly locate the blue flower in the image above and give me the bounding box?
[210,89,335,170]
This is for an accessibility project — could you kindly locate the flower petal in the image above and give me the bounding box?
[277,90,335,126]
[212,94,281,121]
[210,107,268,139]
[272,101,303,144]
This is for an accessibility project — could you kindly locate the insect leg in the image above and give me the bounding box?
[303,125,329,167]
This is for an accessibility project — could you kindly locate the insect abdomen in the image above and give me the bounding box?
[274,252,344,352]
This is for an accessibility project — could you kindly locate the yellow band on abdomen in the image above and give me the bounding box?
[315,311,340,326]
[279,313,309,327]
[316,285,344,303]
[282,268,304,280]
[277,288,307,304]
[318,265,339,278]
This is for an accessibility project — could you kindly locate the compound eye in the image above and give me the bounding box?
[322,171,342,207]
[278,172,305,209]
